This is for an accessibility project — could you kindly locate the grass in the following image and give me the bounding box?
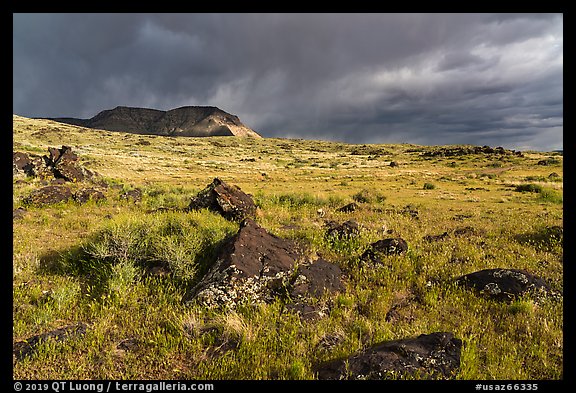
[12,115,563,380]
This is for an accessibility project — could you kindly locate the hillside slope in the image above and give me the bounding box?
[12,115,563,381]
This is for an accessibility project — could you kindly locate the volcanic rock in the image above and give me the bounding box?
[423,232,449,242]
[23,185,73,206]
[186,219,301,308]
[360,238,409,264]
[73,188,107,204]
[48,145,92,182]
[325,220,361,239]
[13,146,94,182]
[289,259,345,299]
[120,188,143,203]
[337,202,359,213]
[13,323,87,361]
[315,332,462,380]
[187,178,257,222]
[456,268,561,301]
[13,207,27,220]
[13,152,35,176]
[286,259,345,321]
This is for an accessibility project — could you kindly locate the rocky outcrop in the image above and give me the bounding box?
[186,219,302,308]
[48,106,262,138]
[315,332,462,380]
[186,219,345,320]
[422,145,522,157]
[187,178,257,222]
[13,146,94,182]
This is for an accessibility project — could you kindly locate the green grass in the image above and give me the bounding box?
[12,115,563,380]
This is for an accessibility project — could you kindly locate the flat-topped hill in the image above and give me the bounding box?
[47,105,262,138]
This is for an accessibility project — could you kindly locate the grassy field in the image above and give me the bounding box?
[12,115,563,380]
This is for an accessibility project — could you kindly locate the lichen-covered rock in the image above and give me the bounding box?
[47,145,93,182]
[13,152,35,176]
[337,202,359,213]
[13,323,87,361]
[423,232,449,242]
[315,332,462,380]
[453,226,485,237]
[186,218,301,308]
[285,258,345,321]
[120,188,142,203]
[456,268,561,301]
[290,259,344,299]
[325,220,361,239]
[73,187,106,204]
[13,207,27,220]
[360,238,409,264]
[23,185,73,206]
[13,146,94,182]
[187,178,257,222]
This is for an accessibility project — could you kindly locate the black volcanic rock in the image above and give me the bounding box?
[456,268,561,302]
[48,106,261,138]
[187,178,257,222]
[315,332,462,380]
[186,219,301,307]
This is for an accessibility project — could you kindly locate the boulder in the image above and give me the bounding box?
[120,188,142,203]
[423,232,449,242]
[187,218,301,307]
[13,152,35,176]
[289,259,344,299]
[13,207,27,220]
[13,322,87,361]
[453,226,485,237]
[360,238,408,264]
[13,146,94,182]
[456,268,561,301]
[187,178,257,221]
[74,188,107,204]
[325,220,361,239]
[400,205,419,219]
[315,332,462,380]
[337,202,359,213]
[23,185,73,206]
[286,259,345,321]
[47,145,92,182]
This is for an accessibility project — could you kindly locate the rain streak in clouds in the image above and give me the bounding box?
[13,13,563,151]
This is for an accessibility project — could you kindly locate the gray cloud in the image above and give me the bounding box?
[13,13,562,151]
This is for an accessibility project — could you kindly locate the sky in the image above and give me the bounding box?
[13,13,563,151]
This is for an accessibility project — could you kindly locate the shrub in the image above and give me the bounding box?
[72,211,237,286]
[515,183,543,193]
[352,189,386,204]
[537,188,563,204]
[423,182,436,190]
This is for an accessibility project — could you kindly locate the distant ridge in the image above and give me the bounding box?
[46,106,262,138]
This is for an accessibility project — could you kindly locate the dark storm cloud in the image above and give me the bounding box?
[13,13,562,151]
